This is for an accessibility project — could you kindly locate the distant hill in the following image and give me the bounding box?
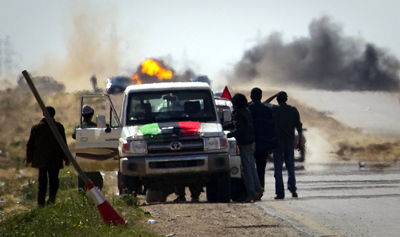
[17,75,65,95]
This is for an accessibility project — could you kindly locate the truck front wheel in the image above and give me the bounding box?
[206,170,231,203]
[118,172,142,195]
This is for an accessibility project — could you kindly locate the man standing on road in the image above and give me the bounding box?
[265,91,303,199]
[224,93,263,202]
[249,88,278,200]
[26,106,70,207]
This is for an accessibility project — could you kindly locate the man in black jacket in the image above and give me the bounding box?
[249,88,277,199]
[265,91,303,199]
[224,93,263,202]
[26,106,70,207]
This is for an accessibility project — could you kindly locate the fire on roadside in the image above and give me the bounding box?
[131,59,173,84]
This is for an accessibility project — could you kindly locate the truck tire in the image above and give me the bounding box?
[206,170,231,203]
[118,172,141,195]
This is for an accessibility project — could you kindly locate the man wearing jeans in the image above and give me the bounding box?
[265,91,303,199]
[224,93,263,202]
[249,88,278,198]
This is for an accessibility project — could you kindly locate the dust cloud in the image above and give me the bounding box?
[35,2,139,92]
[228,16,400,92]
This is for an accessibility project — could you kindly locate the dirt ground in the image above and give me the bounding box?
[137,190,305,237]
[97,172,305,236]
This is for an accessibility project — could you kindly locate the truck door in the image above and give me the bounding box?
[74,95,122,172]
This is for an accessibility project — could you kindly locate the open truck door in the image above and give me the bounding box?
[74,94,122,172]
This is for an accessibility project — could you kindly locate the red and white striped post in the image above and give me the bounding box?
[86,180,128,226]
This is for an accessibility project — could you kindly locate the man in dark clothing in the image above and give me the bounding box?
[173,185,203,203]
[224,93,263,202]
[26,106,70,207]
[249,88,278,198]
[72,104,97,139]
[265,91,303,199]
[72,104,103,191]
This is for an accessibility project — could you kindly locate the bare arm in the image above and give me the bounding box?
[264,93,278,103]
[294,107,303,151]
[297,131,303,151]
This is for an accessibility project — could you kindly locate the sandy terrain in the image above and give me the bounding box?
[139,191,306,237]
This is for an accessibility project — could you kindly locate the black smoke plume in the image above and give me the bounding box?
[229,16,400,91]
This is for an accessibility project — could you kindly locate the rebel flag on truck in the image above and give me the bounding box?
[220,86,232,101]
[139,121,200,141]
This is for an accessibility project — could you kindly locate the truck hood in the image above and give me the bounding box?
[122,121,224,140]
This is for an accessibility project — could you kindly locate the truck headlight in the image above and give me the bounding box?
[122,140,147,154]
[231,166,239,175]
[204,137,228,151]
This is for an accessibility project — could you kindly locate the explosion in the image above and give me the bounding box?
[131,59,173,84]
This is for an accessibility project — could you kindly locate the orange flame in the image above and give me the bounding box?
[142,59,173,79]
[131,59,173,84]
[131,73,142,85]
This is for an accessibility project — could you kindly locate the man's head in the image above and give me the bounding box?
[82,104,94,119]
[250,87,262,101]
[231,93,248,109]
[276,91,288,103]
[45,106,56,118]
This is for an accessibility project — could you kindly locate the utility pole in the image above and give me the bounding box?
[4,36,12,76]
[0,37,3,77]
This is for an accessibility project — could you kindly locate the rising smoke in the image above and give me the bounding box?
[229,16,400,91]
[32,2,125,92]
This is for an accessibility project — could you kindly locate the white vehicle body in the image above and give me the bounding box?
[214,98,242,179]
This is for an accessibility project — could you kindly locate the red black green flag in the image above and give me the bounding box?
[139,121,200,141]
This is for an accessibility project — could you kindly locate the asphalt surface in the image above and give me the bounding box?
[289,90,400,135]
[258,161,400,236]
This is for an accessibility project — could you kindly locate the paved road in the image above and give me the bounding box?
[289,90,400,135]
[258,161,400,236]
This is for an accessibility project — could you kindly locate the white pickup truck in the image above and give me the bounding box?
[74,82,233,202]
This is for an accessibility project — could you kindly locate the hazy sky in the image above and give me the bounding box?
[1,0,400,90]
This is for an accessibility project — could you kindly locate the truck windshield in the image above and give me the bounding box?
[126,89,217,125]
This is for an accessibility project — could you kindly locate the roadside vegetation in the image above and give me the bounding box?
[0,167,158,236]
[0,88,159,236]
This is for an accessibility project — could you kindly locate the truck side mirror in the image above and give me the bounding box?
[105,124,111,133]
[222,109,231,122]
